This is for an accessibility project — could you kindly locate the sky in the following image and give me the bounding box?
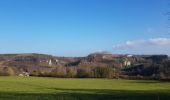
[0,0,170,56]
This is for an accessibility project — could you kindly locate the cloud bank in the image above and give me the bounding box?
[113,38,170,49]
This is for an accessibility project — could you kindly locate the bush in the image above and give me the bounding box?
[0,67,16,76]
[51,66,67,77]
[92,66,113,78]
[66,67,77,78]
[76,67,91,78]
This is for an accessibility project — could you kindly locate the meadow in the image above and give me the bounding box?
[0,77,170,100]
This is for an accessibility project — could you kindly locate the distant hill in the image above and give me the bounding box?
[0,53,169,80]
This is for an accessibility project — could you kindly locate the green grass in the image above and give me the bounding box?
[0,77,170,100]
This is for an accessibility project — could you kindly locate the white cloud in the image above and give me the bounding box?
[149,38,170,45]
[113,38,170,49]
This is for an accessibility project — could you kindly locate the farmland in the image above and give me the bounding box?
[0,77,170,100]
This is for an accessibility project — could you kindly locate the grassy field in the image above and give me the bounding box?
[0,77,169,100]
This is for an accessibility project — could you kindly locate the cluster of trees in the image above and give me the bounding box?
[31,65,116,79]
[123,60,170,80]
[159,60,170,80]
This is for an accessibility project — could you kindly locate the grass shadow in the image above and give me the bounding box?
[129,80,170,84]
[0,89,170,100]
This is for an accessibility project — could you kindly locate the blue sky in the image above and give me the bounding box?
[0,0,170,56]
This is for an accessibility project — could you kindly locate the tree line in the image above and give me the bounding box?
[31,64,115,79]
[0,60,170,80]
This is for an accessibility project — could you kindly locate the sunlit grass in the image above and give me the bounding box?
[0,76,170,100]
